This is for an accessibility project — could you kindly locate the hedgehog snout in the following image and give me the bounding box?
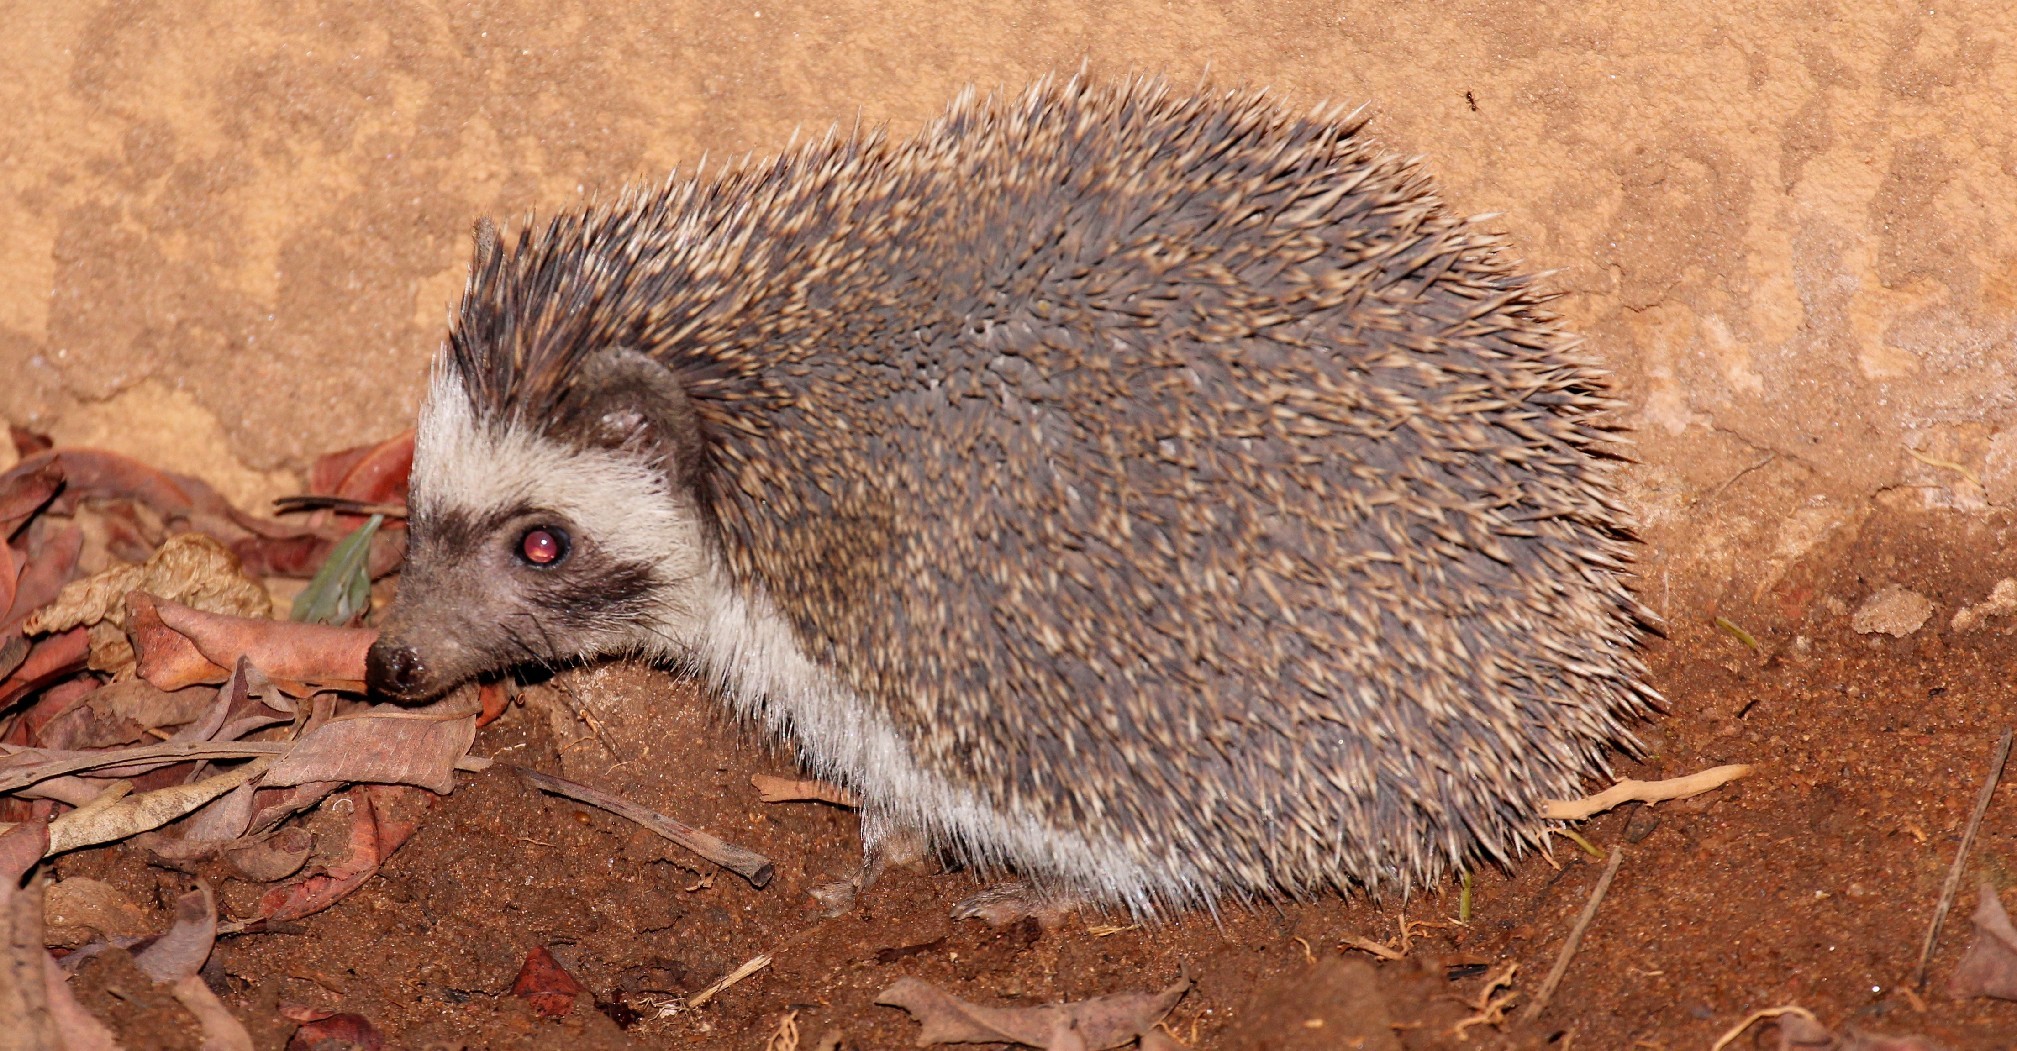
[365,637,435,703]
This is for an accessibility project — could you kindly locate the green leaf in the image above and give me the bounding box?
[291,514,384,625]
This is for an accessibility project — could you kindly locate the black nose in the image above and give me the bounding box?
[365,641,428,700]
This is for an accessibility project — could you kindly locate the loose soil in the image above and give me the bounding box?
[41,499,2017,1048]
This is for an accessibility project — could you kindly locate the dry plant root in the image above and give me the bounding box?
[1541,764,1752,821]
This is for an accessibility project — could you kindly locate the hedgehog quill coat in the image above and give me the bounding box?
[366,77,1657,915]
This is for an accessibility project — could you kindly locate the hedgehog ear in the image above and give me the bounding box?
[571,347,707,484]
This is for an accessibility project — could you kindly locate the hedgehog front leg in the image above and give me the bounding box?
[808,823,929,916]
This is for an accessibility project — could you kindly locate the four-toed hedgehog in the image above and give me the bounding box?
[365,75,1657,915]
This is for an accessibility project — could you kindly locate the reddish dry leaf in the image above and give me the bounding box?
[318,431,414,506]
[877,975,1190,1050]
[40,953,123,1051]
[513,946,587,1019]
[225,827,314,883]
[0,817,46,884]
[477,681,508,728]
[0,821,61,1051]
[132,884,216,984]
[1950,881,2017,1000]
[3,524,83,633]
[250,785,431,925]
[7,677,99,748]
[0,633,26,681]
[244,780,341,839]
[8,450,233,528]
[263,709,475,795]
[285,1012,386,1051]
[0,629,89,710]
[128,593,227,690]
[8,428,51,459]
[0,545,16,625]
[0,462,62,540]
[153,598,374,691]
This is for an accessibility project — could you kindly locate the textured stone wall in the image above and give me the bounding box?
[4,1,2014,617]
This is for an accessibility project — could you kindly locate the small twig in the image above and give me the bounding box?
[1708,1005,1820,1051]
[271,495,409,518]
[1914,727,2013,989]
[1340,935,1405,961]
[1520,846,1622,1023]
[750,774,860,808]
[1542,765,1753,821]
[551,680,626,761]
[689,954,772,1008]
[511,765,774,888]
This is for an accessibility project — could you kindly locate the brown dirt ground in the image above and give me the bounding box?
[38,498,2017,1049]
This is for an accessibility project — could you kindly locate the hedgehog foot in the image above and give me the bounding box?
[808,825,929,917]
[950,881,1081,930]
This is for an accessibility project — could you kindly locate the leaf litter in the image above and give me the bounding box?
[0,428,795,1045]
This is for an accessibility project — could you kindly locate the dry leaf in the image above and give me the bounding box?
[132,884,217,984]
[247,784,431,926]
[26,533,271,632]
[225,827,314,883]
[26,534,270,675]
[146,597,373,692]
[0,820,56,1051]
[46,759,270,854]
[263,709,475,795]
[1950,881,2017,999]
[128,592,228,690]
[39,953,122,1051]
[877,975,1190,1049]
[512,946,587,1018]
[284,1013,385,1051]
[0,462,61,540]
[0,628,88,709]
[311,431,414,507]
[3,524,83,634]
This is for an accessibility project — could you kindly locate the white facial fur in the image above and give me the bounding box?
[415,363,1198,913]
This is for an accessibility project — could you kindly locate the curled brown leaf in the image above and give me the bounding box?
[130,595,374,693]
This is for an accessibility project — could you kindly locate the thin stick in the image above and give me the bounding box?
[271,495,409,518]
[1708,1005,1819,1051]
[1520,846,1623,1023]
[512,765,775,888]
[1542,765,1752,821]
[1339,935,1404,961]
[1914,727,2012,989]
[689,954,772,1008]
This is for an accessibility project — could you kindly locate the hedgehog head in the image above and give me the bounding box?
[365,335,712,701]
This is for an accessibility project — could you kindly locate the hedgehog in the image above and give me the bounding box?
[364,75,1659,917]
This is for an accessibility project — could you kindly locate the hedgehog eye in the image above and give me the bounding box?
[517,526,570,568]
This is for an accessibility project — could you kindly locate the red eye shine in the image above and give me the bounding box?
[520,527,567,566]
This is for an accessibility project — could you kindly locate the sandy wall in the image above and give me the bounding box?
[4,1,2014,619]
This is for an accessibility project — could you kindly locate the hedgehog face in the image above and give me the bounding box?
[366,351,715,701]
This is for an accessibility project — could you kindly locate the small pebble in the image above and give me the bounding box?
[1850,585,1933,637]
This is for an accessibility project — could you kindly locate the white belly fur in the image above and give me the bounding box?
[690,572,1203,913]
